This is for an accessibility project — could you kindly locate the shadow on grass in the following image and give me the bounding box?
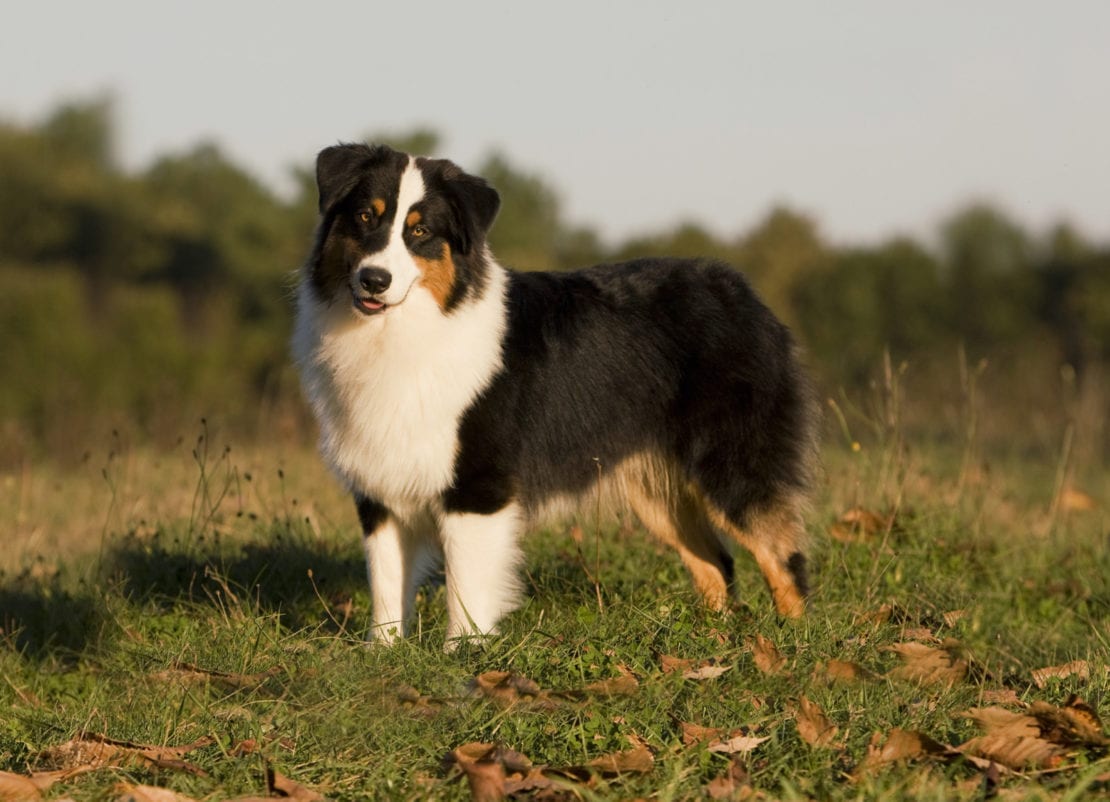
[105,527,367,627]
[1,525,366,661]
[0,576,104,660]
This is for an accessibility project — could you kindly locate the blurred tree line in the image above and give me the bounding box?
[2,99,1108,463]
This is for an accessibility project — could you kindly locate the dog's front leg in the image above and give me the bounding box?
[356,496,417,644]
[440,503,524,647]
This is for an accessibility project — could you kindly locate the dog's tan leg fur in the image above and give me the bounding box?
[625,485,731,611]
[701,496,807,618]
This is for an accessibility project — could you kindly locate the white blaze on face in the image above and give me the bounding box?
[359,157,426,306]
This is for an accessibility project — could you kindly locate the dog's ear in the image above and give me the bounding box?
[434,161,501,255]
[316,143,391,214]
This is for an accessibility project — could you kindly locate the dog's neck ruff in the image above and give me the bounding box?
[293,259,508,518]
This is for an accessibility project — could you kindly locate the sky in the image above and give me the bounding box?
[3,1,1109,247]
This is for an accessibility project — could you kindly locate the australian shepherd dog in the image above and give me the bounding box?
[293,143,817,646]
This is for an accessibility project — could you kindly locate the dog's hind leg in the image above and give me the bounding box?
[626,485,734,611]
[440,503,525,647]
[702,493,808,619]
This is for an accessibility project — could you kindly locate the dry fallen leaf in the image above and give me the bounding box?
[580,672,640,697]
[955,695,1108,772]
[957,734,1065,771]
[704,756,751,801]
[112,784,199,802]
[791,697,840,748]
[857,728,952,774]
[961,707,1040,739]
[684,663,732,681]
[680,722,725,747]
[0,772,45,802]
[1057,486,1097,512]
[470,671,543,704]
[747,635,786,675]
[885,640,968,686]
[149,663,280,690]
[814,659,878,684]
[965,697,1109,749]
[37,734,213,777]
[829,507,894,543]
[659,654,694,674]
[584,746,654,776]
[1029,696,1110,747]
[444,744,510,802]
[981,688,1022,706]
[268,768,328,802]
[707,733,771,755]
[1031,660,1090,689]
[942,609,968,628]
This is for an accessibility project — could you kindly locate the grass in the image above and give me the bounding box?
[1,420,1108,800]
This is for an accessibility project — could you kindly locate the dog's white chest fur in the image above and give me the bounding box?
[293,267,507,515]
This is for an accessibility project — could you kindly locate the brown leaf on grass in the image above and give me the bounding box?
[582,746,654,776]
[957,734,1065,771]
[37,734,213,777]
[580,671,640,697]
[964,696,1109,749]
[814,659,878,684]
[394,684,447,715]
[1031,660,1090,689]
[791,697,840,748]
[1058,486,1097,512]
[682,662,732,681]
[471,669,637,709]
[704,756,752,801]
[680,722,725,747]
[660,654,731,680]
[829,507,894,543]
[900,626,940,642]
[1029,696,1110,747]
[470,670,544,704]
[0,772,45,802]
[150,662,281,690]
[444,744,508,802]
[955,696,1109,771]
[445,743,538,802]
[707,733,771,755]
[112,784,199,802]
[961,707,1040,739]
[942,609,968,628]
[268,767,328,801]
[981,688,1022,706]
[747,635,786,675]
[885,640,968,686]
[857,728,952,774]
[659,654,694,674]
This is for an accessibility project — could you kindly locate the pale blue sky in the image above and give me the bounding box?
[3,1,1109,245]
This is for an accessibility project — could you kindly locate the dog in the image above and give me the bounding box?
[293,143,817,646]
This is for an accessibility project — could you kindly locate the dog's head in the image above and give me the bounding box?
[306,143,500,315]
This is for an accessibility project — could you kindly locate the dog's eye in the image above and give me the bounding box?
[359,211,373,223]
[411,224,429,237]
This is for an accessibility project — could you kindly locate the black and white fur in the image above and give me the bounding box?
[293,143,817,646]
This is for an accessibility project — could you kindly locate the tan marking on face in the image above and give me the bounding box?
[414,242,456,310]
[371,198,386,216]
[405,209,422,228]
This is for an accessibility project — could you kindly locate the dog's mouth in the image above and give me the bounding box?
[353,294,388,316]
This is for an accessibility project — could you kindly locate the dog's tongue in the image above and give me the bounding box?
[360,298,385,312]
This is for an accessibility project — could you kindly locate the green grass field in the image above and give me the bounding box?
[1,423,1108,801]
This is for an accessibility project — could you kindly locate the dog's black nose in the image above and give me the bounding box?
[358,266,392,295]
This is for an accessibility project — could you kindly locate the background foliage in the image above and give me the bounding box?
[2,99,1108,467]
